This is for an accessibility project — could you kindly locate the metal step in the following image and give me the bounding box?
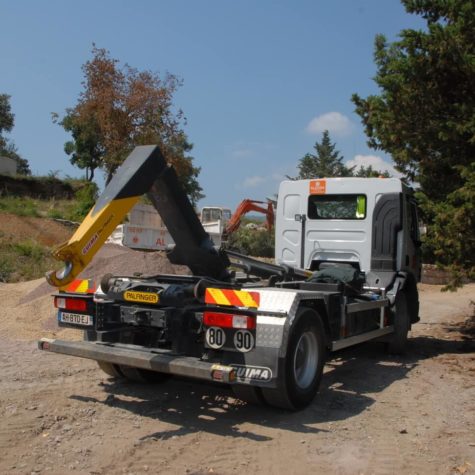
[331,326,394,351]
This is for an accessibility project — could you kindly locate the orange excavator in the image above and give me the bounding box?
[224,199,275,237]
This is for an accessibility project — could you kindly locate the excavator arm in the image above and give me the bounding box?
[47,145,230,288]
[224,199,275,236]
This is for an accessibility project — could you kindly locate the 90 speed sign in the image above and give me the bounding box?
[205,327,255,353]
[233,330,254,352]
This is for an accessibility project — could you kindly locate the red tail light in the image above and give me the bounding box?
[54,296,88,312]
[203,311,256,329]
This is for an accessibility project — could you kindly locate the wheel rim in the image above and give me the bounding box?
[293,331,318,389]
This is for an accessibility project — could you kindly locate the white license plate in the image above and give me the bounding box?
[59,312,93,326]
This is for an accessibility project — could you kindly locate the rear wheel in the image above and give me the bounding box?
[387,290,410,354]
[232,385,265,405]
[405,277,419,323]
[261,308,325,410]
[84,331,124,379]
[96,361,124,378]
[84,331,168,382]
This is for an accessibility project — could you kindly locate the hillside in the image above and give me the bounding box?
[0,212,73,246]
[0,212,73,282]
[0,176,96,282]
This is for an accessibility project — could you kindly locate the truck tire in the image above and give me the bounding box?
[261,308,325,410]
[83,331,125,379]
[405,276,420,323]
[97,361,124,378]
[232,385,265,405]
[387,290,410,354]
[118,365,170,383]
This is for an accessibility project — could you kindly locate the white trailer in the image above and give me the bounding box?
[109,203,225,250]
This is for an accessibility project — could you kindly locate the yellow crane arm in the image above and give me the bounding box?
[46,145,168,288]
[46,195,139,288]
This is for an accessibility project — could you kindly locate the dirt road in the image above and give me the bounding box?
[0,282,473,475]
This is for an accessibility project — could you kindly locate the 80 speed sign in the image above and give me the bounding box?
[205,327,226,349]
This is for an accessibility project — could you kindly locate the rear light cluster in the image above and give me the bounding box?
[203,311,256,330]
[54,296,88,312]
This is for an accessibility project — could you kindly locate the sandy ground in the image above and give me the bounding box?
[0,275,473,474]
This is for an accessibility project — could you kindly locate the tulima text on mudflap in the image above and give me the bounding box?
[40,144,422,410]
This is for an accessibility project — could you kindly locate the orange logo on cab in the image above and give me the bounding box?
[309,179,326,195]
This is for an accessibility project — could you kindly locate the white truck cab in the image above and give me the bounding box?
[276,177,421,284]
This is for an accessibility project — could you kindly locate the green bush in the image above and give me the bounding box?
[0,256,14,282]
[70,182,99,221]
[0,196,39,217]
[0,177,98,221]
[0,238,57,282]
[12,240,47,260]
[47,208,65,219]
[227,227,275,258]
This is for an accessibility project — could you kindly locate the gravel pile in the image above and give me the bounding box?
[1,244,190,341]
[22,244,190,303]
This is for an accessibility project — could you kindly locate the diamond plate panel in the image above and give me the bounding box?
[252,288,298,313]
[256,316,285,348]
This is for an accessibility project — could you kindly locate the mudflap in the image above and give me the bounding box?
[219,346,281,389]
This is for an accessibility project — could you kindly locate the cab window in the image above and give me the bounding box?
[308,194,366,220]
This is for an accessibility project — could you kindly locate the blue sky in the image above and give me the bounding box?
[0,0,425,209]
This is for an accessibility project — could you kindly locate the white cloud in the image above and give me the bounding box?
[346,154,401,177]
[306,112,353,137]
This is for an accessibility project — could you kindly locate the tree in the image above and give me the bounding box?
[417,163,474,288]
[295,130,354,179]
[52,110,103,181]
[354,164,391,178]
[56,46,203,203]
[352,0,475,286]
[0,94,14,149]
[227,227,275,258]
[0,94,31,175]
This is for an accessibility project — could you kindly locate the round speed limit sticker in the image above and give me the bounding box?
[205,326,226,349]
[233,330,254,352]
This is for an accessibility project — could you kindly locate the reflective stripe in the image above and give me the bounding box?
[205,288,260,308]
[61,279,96,294]
[76,280,90,293]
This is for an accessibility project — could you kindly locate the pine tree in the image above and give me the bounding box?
[352,0,475,287]
[296,130,353,179]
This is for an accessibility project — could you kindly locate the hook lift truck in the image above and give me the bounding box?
[39,145,421,410]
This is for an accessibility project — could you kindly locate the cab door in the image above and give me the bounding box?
[275,182,304,267]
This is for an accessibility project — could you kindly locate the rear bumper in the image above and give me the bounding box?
[38,338,236,384]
